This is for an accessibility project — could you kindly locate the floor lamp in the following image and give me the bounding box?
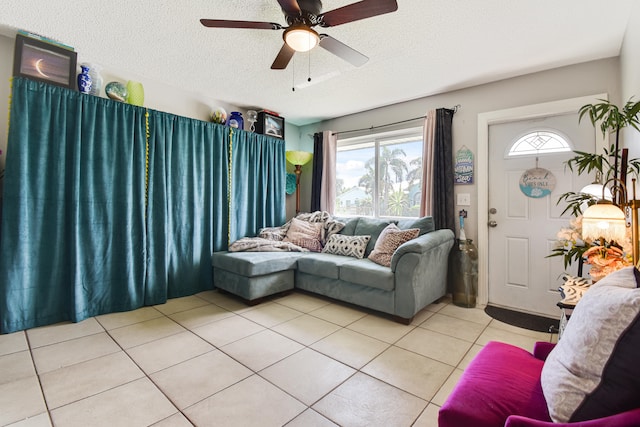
[285,150,313,215]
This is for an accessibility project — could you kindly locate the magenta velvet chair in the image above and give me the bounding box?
[438,340,640,427]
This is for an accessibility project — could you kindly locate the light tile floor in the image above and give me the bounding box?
[0,291,557,427]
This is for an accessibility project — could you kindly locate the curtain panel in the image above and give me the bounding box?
[421,108,455,231]
[432,108,456,231]
[0,78,147,333]
[319,130,337,213]
[229,130,286,243]
[145,111,228,303]
[310,132,323,212]
[0,78,286,333]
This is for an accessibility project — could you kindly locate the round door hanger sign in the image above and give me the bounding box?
[519,167,556,198]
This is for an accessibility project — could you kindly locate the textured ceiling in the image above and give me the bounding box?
[0,0,634,125]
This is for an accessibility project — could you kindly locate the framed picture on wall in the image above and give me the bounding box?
[13,33,77,89]
[256,111,285,140]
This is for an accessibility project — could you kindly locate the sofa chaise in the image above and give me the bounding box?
[211,215,455,323]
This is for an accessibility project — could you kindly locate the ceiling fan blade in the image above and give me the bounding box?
[277,0,301,16]
[271,43,296,69]
[319,34,368,67]
[319,0,398,27]
[200,19,283,30]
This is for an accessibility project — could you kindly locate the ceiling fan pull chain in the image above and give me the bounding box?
[308,50,312,83]
[292,58,295,91]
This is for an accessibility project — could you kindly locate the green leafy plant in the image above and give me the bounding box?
[549,97,640,267]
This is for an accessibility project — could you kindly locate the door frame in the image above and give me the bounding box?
[476,94,608,307]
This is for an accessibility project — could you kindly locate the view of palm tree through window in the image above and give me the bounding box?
[335,131,423,218]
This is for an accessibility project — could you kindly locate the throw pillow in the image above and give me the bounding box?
[540,266,640,423]
[368,224,419,267]
[396,216,435,236]
[322,235,371,259]
[283,217,323,252]
[354,217,395,256]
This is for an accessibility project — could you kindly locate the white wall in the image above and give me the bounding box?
[298,58,622,242]
[620,2,640,160]
[0,32,301,214]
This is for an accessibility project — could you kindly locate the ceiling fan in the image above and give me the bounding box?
[200,0,398,70]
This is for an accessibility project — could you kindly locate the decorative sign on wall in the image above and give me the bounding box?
[519,167,556,198]
[454,146,474,184]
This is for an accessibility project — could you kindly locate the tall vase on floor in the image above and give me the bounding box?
[77,65,92,94]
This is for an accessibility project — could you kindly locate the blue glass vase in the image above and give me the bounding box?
[227,111,244,130]
[77,65,92,94]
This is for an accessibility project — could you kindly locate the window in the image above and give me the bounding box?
[508,130,572,157]
[335,128,423,218]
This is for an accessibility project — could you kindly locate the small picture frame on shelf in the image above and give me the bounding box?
[13,33,77,89]
[256,111,285,140]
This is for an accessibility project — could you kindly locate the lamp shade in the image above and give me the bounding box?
[580,183,613,201]
[581,201,627,243]
[283,26,319,52]
[285,150,313,166]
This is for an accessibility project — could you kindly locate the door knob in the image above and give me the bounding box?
[488,220,498,228]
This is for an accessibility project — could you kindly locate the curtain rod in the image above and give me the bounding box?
[331,104,460,136]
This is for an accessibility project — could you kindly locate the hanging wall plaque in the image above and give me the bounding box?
[454,146,474,184]
[519,167,556,198]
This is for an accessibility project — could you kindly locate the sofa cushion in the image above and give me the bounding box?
[283,217,323,252]
[297,253,358,280]
[322,234,371,259]
[439,341,551,427]
[335,217,359,236]
[354,217,394,256]
[368,224,420,267]
[339,259,395,291]
[540,266,640,423]
[396,216,435,236]
[212,251,304,277]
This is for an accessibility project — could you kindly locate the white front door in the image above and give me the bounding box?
[487,113,595,317]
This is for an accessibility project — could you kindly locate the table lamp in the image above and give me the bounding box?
[581,177,640,265]
[285,150,313,214]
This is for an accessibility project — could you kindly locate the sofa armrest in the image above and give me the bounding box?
[390,229,455,271]
[533,341,556,361]
[505,408,640,427]
[392,229,455,319]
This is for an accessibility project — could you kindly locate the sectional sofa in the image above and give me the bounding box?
[211,215,455,323]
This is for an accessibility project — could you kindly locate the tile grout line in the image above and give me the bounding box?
[24,330,56,427]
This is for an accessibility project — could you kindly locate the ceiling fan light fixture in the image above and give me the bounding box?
[283,26,319,52]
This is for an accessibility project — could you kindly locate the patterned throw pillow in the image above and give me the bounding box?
[368,224,419,267]
[541,267,640,422]
[283,217,323,252]
[322,235,371,259]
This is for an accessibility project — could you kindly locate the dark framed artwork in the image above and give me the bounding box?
[13,34,77,89]
[256,111,285,140]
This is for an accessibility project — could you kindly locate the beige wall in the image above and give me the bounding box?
[298,58,622,241]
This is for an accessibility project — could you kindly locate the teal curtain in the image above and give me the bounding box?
[0,78,147,333]
[0,78,286,333]
[145,111,228,302]
[230,131,286,242]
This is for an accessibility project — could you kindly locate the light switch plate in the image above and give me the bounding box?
[457,193,471,206]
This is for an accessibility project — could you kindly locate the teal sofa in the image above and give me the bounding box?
[211,216,454,323]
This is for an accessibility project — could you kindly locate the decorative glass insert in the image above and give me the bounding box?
[508,131,571,156]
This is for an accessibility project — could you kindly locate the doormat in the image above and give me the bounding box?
[485,305,559,333]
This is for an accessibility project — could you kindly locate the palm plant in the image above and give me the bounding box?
[550,97,640,267]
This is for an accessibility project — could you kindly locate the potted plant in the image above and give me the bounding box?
[549,97,640,269]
